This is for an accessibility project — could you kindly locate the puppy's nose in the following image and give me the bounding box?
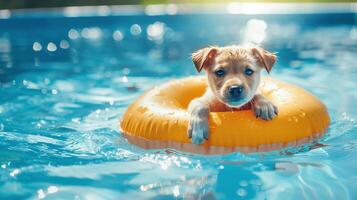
[228,85,244,97]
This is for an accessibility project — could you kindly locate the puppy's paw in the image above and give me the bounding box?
[253,97,278,121]
[188,116,209,144]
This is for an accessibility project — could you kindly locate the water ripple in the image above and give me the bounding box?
[0,13,356,199]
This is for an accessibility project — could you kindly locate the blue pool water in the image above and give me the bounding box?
[0,8,357,199]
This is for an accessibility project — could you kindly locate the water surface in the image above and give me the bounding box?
[0,10,356,199]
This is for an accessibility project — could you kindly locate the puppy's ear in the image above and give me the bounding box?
[252,47,277,73]
[192,47,218,72]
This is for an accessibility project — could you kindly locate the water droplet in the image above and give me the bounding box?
[122,76,128,83]
[68,29,79,40]
[37,189,46,199]
[47,42,57,52]
[236,188,247,197]
[36,120,46,128]
[47,186,58,194]
[147,22,165,41]
[81,27,102,39]
[130,24,142,36]
[51,89,58,95]
[60,40,70,49]
[32,42,42,51]
[113,30,124,41]
[10,169,20,177]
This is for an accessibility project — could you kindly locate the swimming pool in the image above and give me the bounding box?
[0,4,356,199]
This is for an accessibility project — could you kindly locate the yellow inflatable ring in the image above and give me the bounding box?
[120,77,330,154]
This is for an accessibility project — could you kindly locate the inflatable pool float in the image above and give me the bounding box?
[119,77,329,154]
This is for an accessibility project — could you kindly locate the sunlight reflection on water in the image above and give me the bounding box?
[0,9,356,200]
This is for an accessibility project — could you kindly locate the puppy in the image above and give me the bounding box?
[188,45,278,144]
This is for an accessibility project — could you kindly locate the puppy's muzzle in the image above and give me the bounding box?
[228,85,244,98]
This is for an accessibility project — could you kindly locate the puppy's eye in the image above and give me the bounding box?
[214,69,225,77]
[244,68,254,76]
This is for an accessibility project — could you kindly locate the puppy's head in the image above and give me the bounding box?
[192,45,276,107]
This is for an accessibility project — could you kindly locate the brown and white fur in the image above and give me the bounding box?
[188,45,278,144]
